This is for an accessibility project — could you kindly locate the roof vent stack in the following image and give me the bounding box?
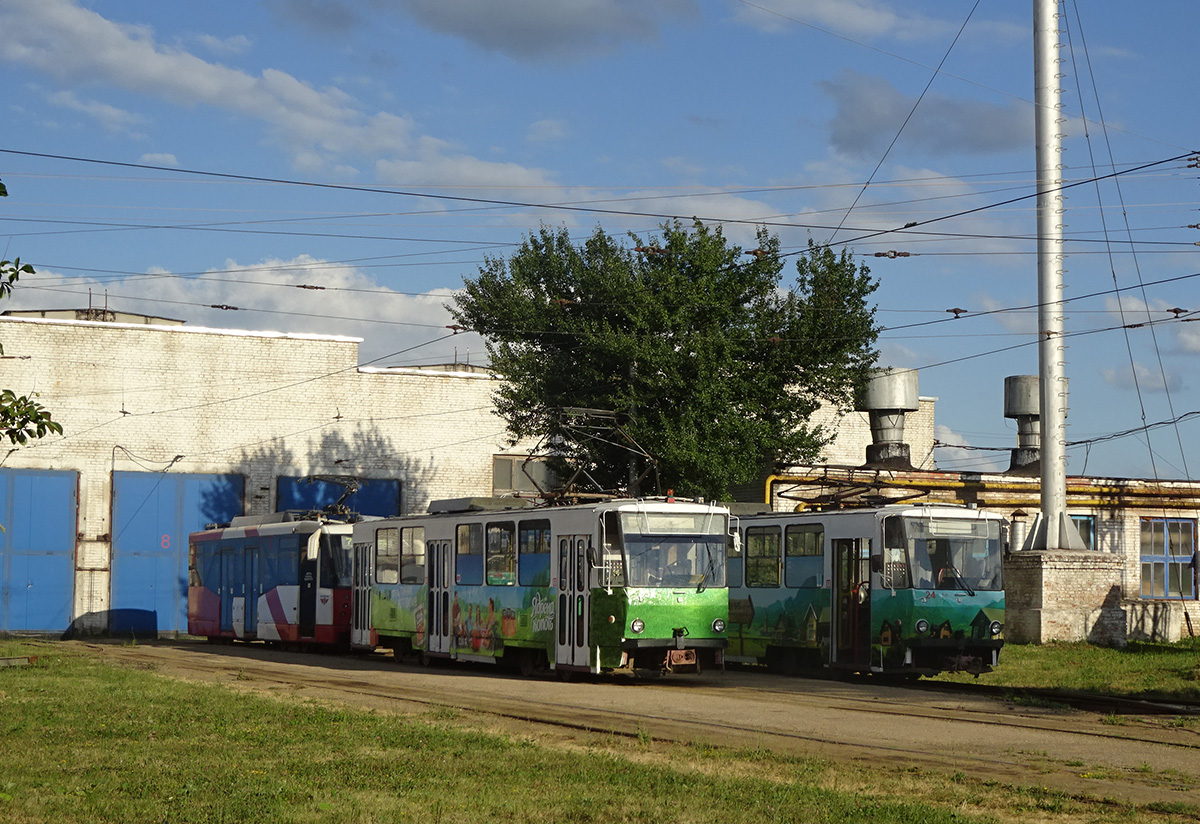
[855,367,918,469]
[1004,375,1041,475]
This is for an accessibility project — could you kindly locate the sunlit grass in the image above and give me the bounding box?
[2,639,1198,823]
[935,637,1200,701]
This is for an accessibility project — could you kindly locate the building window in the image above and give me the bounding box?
[1070,515,1095,550]
[1140,518,1196,599]
[493,455,557,494]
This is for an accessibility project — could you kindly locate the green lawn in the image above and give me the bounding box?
[935,637,1200,701]
[2,638,1198,823]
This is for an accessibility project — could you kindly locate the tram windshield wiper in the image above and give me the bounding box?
[697,545,717,593]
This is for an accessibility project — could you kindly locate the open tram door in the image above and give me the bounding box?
[555,534,591,672]
[832,537,872,669]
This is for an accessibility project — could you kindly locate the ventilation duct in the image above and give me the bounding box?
[1004,375,1041,475]
[855,367,918,469]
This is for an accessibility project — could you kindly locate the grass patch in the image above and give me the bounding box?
[2,639,1198,823]
[934,637,1200,702]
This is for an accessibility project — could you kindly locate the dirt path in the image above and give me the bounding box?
[77,640,1200,807]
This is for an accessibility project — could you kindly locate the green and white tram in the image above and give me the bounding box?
[727,503,1006,677]
[352,497,730,676]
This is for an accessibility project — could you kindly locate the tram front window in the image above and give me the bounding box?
[618,511,728,589]
[887,516,1003,592]
[623,536,726,588]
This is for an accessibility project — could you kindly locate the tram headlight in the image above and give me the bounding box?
[915,618,930,635]
[712,618,726,633]
[631,618,645,634]
[989,620,1003,637]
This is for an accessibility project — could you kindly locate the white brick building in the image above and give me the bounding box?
[0,314,517,634]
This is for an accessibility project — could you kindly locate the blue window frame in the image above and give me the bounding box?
[1140,518,1196,599]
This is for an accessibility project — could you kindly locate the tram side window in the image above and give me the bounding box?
[882,516,912,589]
[375,527,400,585]
[401,527,425,585]
[486,522,516,586]
[457,523,484,586]
[745,526,781,587]
[275,536,301,586]
[518,519,551,586]
[784,524,823,588]
[598,511,626,588]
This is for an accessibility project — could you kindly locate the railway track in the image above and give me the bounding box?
[85,640,1200,751]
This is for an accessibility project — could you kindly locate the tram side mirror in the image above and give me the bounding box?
[869,554,883,574]
[587,546,599,568]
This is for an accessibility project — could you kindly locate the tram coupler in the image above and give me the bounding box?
[664,648,699,673]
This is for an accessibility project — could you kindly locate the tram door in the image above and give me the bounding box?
[426,540,453,656]
[220,542,245,635]
[833,538,871,666]
[243,544,259,638]
[299,544,317,639]
[556,535,591,670]
[350,538,374,649]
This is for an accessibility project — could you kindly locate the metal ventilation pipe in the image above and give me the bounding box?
[1004,375,1041,475]
[855,367,918,469]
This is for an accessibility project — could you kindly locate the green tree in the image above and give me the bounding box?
[0,178,63,444]
[452,221,878,499]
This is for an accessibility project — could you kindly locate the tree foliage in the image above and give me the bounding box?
[0,178,63,445]
[452,221,878,499]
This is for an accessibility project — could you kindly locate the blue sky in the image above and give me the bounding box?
[1,0,1197,480]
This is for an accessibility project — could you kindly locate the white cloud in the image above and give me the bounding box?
[1178,324,1200,354]
[1104,293,1173,322]
[9,256,483,366]
[730,0,1023,42]
[0,0,552,182]
[934,424,1003,472]
[47,90,144,135]
[193,33,252,55]
[974,295,1038,335]
[527,118,567,143]
[1101,361,1182,394]
[139,152,179,167]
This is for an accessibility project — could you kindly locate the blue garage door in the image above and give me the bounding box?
[0,470,78,632]
[111,472,244,635]
[277,476,401,517]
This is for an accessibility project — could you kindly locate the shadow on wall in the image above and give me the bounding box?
[1086,584,1128,648]
[203,422,438,519]
[63,609,159,640]
[1127,599,1180,643]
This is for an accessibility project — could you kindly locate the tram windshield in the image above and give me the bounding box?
[319,531,354,588]
[618,511,727,589]
[883,515,1003,593]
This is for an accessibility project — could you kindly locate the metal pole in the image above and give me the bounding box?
[1029,0,1085,550]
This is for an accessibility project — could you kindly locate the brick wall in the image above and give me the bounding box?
[1003,550,1126,645]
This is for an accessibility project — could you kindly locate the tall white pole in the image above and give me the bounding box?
[1030,0,1085,550]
